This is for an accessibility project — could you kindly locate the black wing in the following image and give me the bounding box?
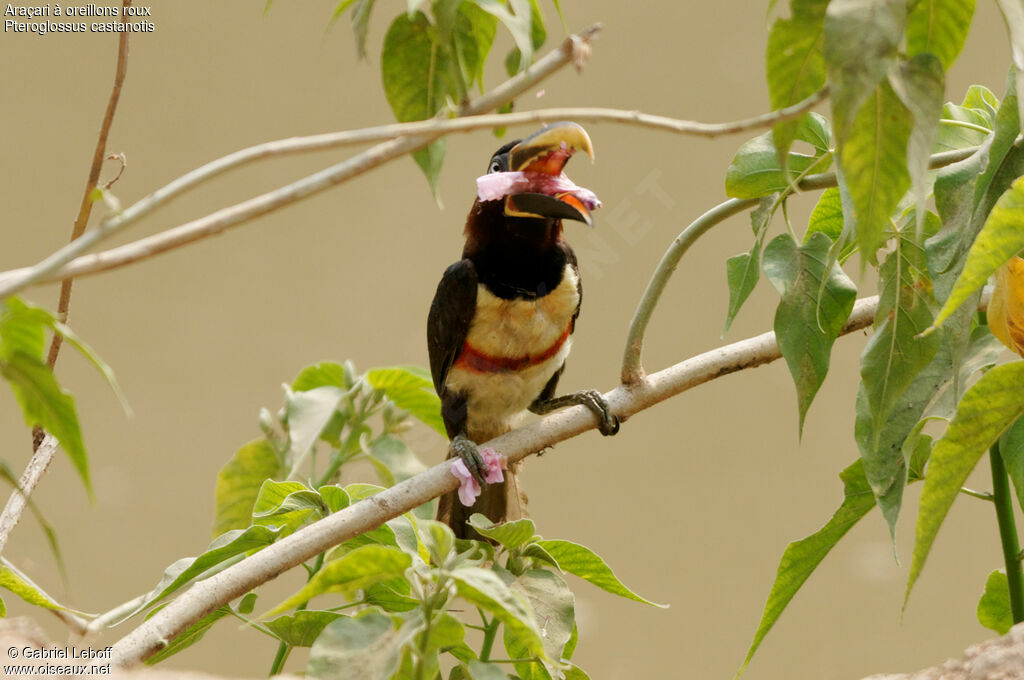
[427,259,478,396]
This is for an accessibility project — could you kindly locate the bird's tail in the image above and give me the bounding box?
[437,459,528,540]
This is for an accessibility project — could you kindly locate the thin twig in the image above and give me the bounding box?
[0,79,822,296]
[3,4,131,571]
[0,25,602,302]
[44,0,131,370]
[619,144,983,384]
[107,294,882,668]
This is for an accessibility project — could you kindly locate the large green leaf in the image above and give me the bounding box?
[861,229,940,449]
[381,11,453,198]
[0,351,90,493]
[906,0,975,69]
[366,365,446,436]
[765,0,829,161]
[267,545,412,616]
[214,439,283,536]
[0,560,67,611]
[824,0,907,139]
[505,569,575,680]
[454,1,498,89]
[933,177,1024,329]
[535,539,666,607]
[907,361,1024,606]
[450,566,546,659]
[855,324,1003,539]
[978,569,1013,635]
[763,232,857,432]
[838,79,913,264]
[738,460,875,675]
[308,609,423,680]
[724,127,827,199]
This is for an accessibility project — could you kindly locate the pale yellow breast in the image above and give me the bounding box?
[464,265,580,358]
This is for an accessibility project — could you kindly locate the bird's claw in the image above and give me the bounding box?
[451,435,487,485]
[580,389,620,436]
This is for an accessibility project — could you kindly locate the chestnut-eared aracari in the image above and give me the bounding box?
[427,122,620,539]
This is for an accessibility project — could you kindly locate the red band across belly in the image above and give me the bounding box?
[454,324,571,374]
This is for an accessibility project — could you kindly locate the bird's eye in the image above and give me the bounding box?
[488,160,502,174]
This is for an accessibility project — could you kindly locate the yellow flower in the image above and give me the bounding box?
[989,255,1024,357]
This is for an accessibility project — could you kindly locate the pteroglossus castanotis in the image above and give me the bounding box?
[427,122,620,539]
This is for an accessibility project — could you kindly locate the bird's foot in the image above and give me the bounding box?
[450,434,487,485]
[530,389,620,436]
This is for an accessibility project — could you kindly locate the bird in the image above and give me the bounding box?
[427,122,620,539]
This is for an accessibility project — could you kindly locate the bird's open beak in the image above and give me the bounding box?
[504,122,596,226]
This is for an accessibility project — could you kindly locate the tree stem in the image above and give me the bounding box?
[479,616,499,662]
[990,441,1024,623]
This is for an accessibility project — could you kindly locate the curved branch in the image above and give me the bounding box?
[0,87,826,294]
[0,25,602,302]
[108,294,881,669]
[619,144,982,384]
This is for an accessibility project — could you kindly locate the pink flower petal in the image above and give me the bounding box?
[451,458,482,506]
[475,171,601,210]
[480,448,507,484]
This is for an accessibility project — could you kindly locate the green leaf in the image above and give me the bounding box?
[467,514,536,550]
[999,415,1024,511]
[145,606,231,665]
[535,539,666,607]
[838,79,913,264]
[454,1,499,89]
[293,361,350,391]
[855,322,1002,539]
[505,569,575,679]
[933,176,1024,329]
[267,545,412,616]
[937,96,994,153]
[382,12,454,195]
[765,0,828,160]
[889,54,945,235]
[907,361,1024,606]
[724,132,822,199]
[978,569,1014,634]
[474,0,534,68]
[418,518,456,566]
[824,0,907,140]
[738,460,875,675]
[762,232,857,432]
[1,298,129,412]
[366,366,446,436]
[0,351,90,494]
[0,560,66,611]
[267,610,345,647]
[997,0,1024,127]
[214,439,283,536]
[148,525,282,608]
[308,609,422,680]
[285,385,344,464]
[805,187,843,244]
[450,566,546,659]
[906,0,975,69]
[723,241,762,335]
[365,579,418,612]
[353,0,377,59]
[860,229,940,450]
[501,0,545,74]
[328,0,359,29]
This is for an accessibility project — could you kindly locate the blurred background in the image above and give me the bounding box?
[0,2,1015,678]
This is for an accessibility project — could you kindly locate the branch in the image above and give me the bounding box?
[0,85,825,295]
[108,294,881,668]
[1,7,131,562]
[44,0,132,369]
[619,144,983,384]
[0,25,602,302]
